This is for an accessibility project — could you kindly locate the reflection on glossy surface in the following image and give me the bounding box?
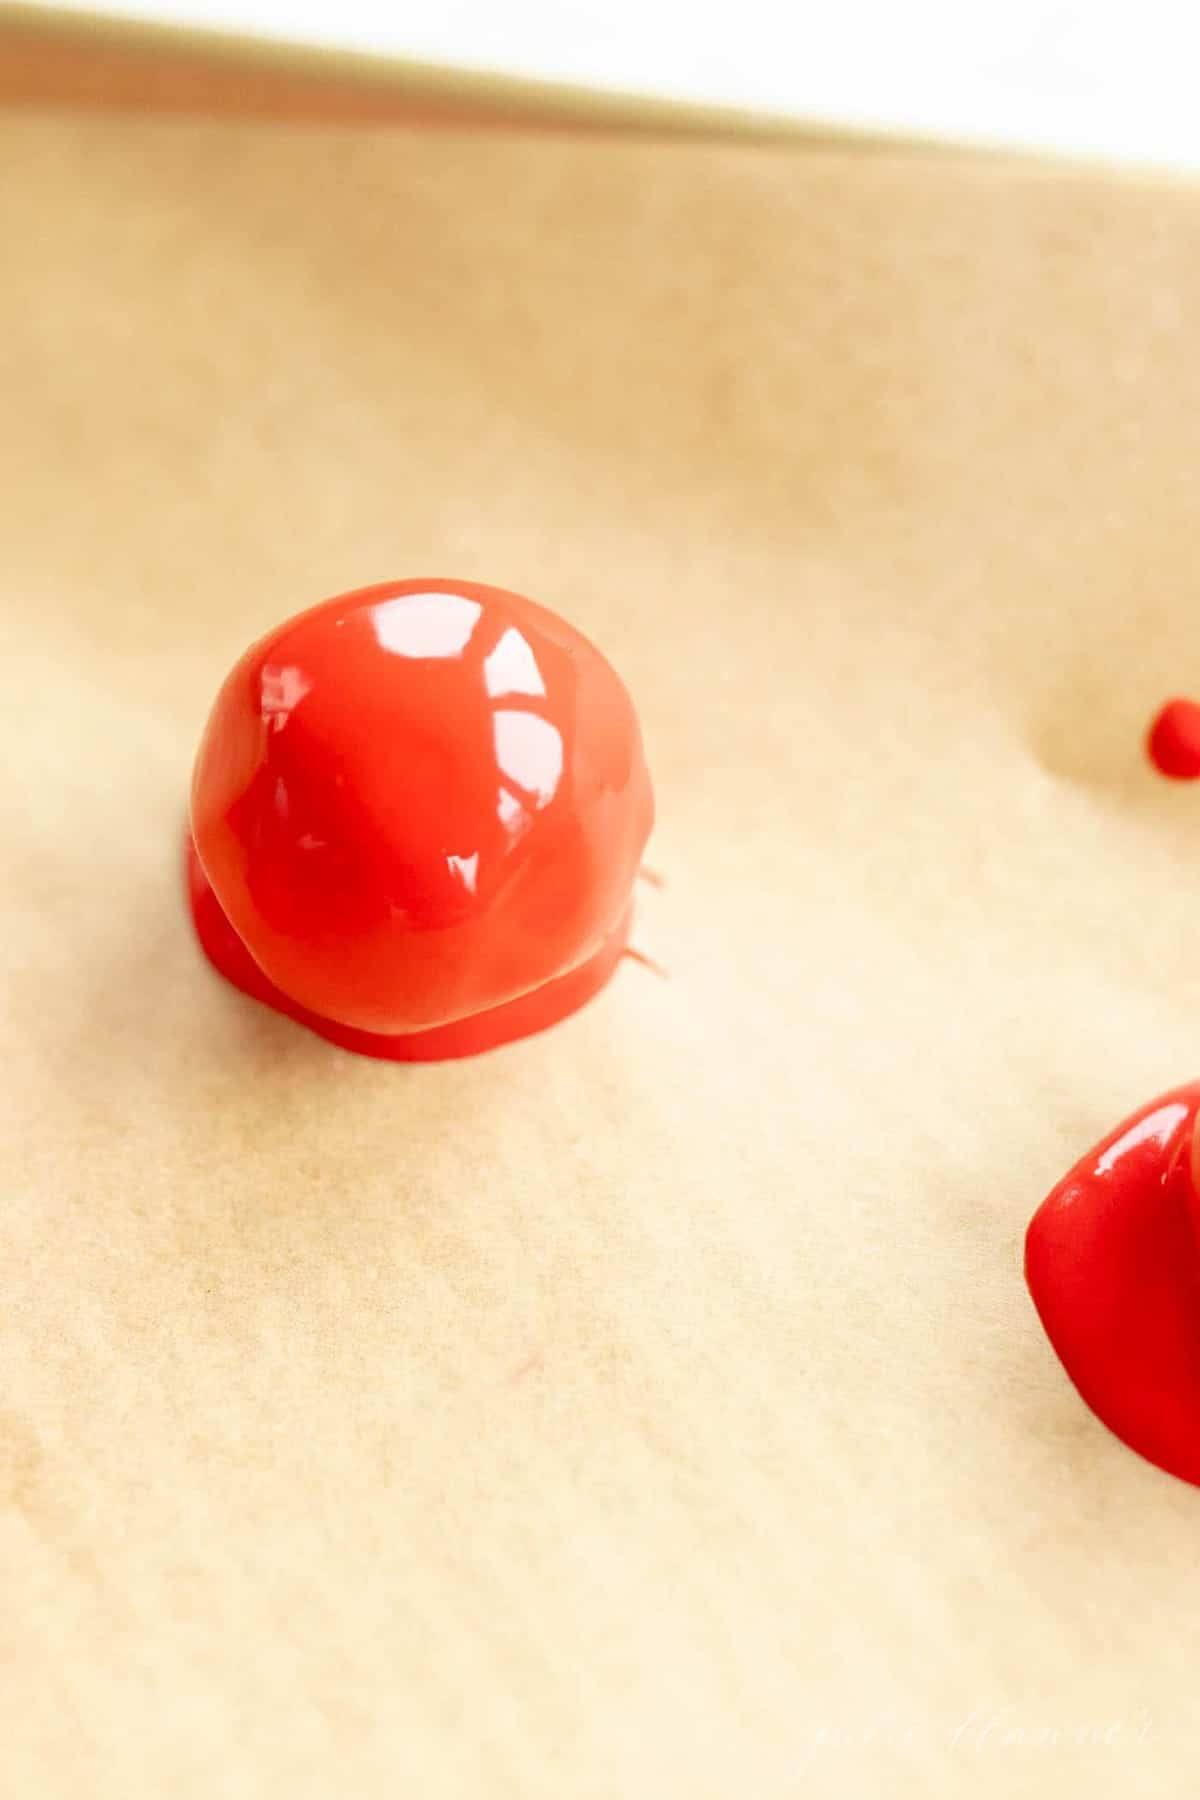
[484,626,546,699]
[446,851,479,894]
[496,786,527,837]
[371,590,482,659]
[189,577,654,1051]
[260,664,312,729]
[492,709,563,808]
[1026,1083,1200,1487]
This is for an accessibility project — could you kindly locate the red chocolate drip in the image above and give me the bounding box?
[1147,698,1200,780]
[1026,1084,1200,1485]
[187,833,632,1061]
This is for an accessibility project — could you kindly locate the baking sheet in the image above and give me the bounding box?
[3,113,1200,1797]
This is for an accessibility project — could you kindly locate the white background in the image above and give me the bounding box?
[30,0,1200,168]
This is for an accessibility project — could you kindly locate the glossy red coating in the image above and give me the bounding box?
[1025,1084,1200,1486]
[188,579,654,1058]
[1147,698,1200,780]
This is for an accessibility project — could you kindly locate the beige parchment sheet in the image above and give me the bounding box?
[3,113,1200,1799]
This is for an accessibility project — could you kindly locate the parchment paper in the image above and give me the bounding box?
[3,113,1200,1798]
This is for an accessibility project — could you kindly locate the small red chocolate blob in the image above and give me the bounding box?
[1147,698,1200,780]
[188,579,654,1059]
[1025,1085,1200,1486]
